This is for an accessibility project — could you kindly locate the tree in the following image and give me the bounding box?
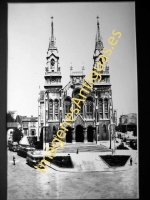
[13,128,23,143]
[7,112,15,122]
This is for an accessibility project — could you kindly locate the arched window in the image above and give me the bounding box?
[86,97,93,119]
[98,98,103,119]
[104,99,108,118]
[54,99,59,120]
[49,99,53,120]
[64,97,71,116]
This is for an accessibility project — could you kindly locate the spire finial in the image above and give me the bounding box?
[82,62,84,71]
[70,62,73,71]
[95,16,103,51]
[97,15,99,22]
[51,16,54,41]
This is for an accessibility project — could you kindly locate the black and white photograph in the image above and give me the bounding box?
[7,2,138,199]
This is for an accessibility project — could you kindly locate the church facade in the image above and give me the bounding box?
[38,17,114,144]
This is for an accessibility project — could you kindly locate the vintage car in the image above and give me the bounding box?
[26,150,44,167]
[17,146,35,157]
[8,142,19,152]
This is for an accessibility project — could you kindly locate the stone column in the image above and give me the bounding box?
[53,101,54,120]
[83,128,87,143]
[85,103,87,119]
[96,125,99,142]
[83,103,85,119]
[103,99,105,119]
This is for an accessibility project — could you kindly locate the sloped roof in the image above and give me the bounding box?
[22,116,38,122]
[7,122,20,128]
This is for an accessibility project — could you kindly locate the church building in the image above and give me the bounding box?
[38,17,114,144]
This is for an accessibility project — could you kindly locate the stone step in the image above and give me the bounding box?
[56,143,111,153]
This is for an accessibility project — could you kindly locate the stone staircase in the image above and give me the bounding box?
[56,142,111,153]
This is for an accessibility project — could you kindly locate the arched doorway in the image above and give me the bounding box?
[102,124,107,140]
[75,125,84,142]
[87,126,93,142]
[53,126,57,136]
[66,127,72,143]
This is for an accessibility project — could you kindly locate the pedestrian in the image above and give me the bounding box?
[13,156,15,165]
[76,148,78,154]
[130,157,132,166]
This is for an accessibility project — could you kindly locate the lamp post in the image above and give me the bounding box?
[108,123,112,149]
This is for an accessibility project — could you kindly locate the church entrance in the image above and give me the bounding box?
[75,125,84,142]
[66,127,72,143]
[87,126,93,142]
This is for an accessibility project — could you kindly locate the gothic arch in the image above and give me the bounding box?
[98,98,103,119]
[87,125,94,142]
[63,97,71,117]
[66,126,72,143]
[54,99,59,120]
[75,124,84,142]
[49,99,53,120]
[102,124,108,140]
[86,96,93,119]
[104,98,108,118]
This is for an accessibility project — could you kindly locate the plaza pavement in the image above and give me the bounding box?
[7,139,138,199]
[45,140,138,173]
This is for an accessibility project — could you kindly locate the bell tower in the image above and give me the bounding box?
[44,16,62,90]
[93,16,113,141]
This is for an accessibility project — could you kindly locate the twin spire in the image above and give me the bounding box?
[48,16,57,51]
[48,16,103,52]
[95,16,103,51]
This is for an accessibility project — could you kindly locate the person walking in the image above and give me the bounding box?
[76,148,79,154]
[13,156,15,165]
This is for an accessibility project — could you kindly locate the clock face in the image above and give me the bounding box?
[51,59,55,66]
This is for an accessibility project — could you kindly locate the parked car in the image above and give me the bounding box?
[17,146,35,157]
[8,142,19,152]
[26,150,44,167]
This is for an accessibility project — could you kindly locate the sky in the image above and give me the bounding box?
[7,2,137,124]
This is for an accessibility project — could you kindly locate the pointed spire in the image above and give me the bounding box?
[97,16,100,41]
[95,16,103,51]
[48,16,57,51]
[51,16,54,42]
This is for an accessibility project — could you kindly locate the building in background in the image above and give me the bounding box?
[118,113,137,136]
[38,17,115,144]
[113,109,117,126]
[22,116,38,139]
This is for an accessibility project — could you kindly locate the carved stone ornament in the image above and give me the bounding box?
[45,66,49,73]
[51,78,56,83]
[47,88,60,93]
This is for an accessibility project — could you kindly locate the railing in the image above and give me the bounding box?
[45,71,61,76]
[71,71,84,75]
